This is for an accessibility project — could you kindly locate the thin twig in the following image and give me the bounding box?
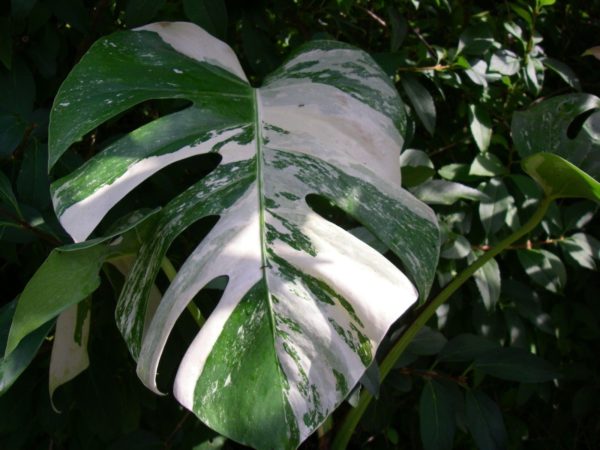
[411,26,438,60]
[397,64,451,72]
[361,7,387,27]
[164,411,191,449]
[0,206,62,246]
[398,367,468,387]
[473,236,565,252]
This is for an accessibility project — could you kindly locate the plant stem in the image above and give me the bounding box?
[331,195,553,450]
[397,64,451,72]
[160,257,205,328]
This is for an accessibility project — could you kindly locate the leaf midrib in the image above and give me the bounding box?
[253,87,292,433]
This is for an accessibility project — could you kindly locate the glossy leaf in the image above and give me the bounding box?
[401,73,436,135]
[458,23,495,55]
[5,210,156,355]
[472,255,500,311]
[47,23,440,449]
[488,50,520,76]
[512,94,600,201]
[1,300,54,395]
[411,179,487,205]
[469,153,506,177]
[517,248,566,293]
[521,152,600,201]
[400,149,434,188]
[541,57,581,91]
[479,178,518,235]
[559,232,600,270]
[468,104,492,152]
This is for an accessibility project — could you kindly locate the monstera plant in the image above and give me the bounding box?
[4,22,440,449]
[3,19,600,450]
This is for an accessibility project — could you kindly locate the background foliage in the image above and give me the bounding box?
[1,0,599,449]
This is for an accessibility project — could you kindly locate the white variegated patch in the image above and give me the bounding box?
[48,22,439,450]
[49,301,91,410]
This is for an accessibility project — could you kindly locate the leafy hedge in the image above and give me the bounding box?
[1,1,600,449]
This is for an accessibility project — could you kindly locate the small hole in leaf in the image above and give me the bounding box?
[95,153,222,236]
[566,108,597,139]
[305,194,360,230]
[165,215,221,271]
[305,193,409,275]
[65,99,193,167]
[155,275,228,393]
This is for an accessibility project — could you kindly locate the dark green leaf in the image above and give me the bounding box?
[503,309,528,348]
[559,232,600,270]
[411,179,487,205]
[469,153,506,177]
[488,50,520,76]
[522,152,600,201]
[472,255,501,311]
[420,380,456,450]
[542,57,581,91]
[474,347,560,382]
[0,170,20,216]
[468,104,493,152]
[513,95,600,183]
[503,279,553,334]
[479,178,518,235]
[441,235,471,259]
[0,114,27,158]
[438,334,499,363]
[388,7,407,51]
[438,163,479,182]
[458,23,495,56]
[400,149,434,187]
[401,73,436,135]
[517,248,566,293]
[465,389,507,450]
[1,300,54,395]
[408,326,447,356]
[524,58,543,95]
[5,212,156,355]
[183,0,228,40]
[509,4,533,26]
[503,21,525,44]
[16,140,51,210]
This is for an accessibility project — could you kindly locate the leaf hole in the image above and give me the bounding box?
[305,193,410,276]
[305,194,361,230]
[53,98,194,176]
[164,215,221,276]
[156,276,229,393]
[566,108,597,139]
[94,153,222,236]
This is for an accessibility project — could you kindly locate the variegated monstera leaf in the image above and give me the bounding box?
[49,22,439,449]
